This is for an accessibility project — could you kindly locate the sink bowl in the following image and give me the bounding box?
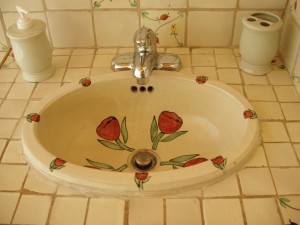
[22,71,260,197]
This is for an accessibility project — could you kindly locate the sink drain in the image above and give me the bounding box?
[129,149,158,172]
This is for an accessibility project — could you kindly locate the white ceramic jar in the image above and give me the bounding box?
[239,12,283,75]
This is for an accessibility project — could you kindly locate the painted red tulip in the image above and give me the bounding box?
[243,109,257,119]
[79,77,91,87]
[211,156,225,165]
[183,158,208,167]
[211,155,227,170]
[196,75,208,84]
[50,158,67,172]
[160,13,169,20]
[158,111,183,134]
[135,172,148,181]
[96,116,120,141]
[26,113,40,122]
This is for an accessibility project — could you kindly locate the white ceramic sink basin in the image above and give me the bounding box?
[22,71,260,197]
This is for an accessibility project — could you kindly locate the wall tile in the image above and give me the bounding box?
[45,0,91,9]
[189,0,237,8]
[0,165,28,191]
[0,0,44,11]
[280,13,300,73]
[272,168,300,195]
[93,0,137,8]
[141,11,185,47]
[141,0,186,8]
[188,11,234,47]
[94,11,138,47]
[239,0,286,9]
[47,11,94,48]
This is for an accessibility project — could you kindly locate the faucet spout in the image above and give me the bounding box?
[132,27,157,85]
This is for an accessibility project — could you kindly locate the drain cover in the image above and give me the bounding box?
[129,149,158,172]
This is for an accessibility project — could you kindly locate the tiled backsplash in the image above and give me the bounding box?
[0,0,288,49]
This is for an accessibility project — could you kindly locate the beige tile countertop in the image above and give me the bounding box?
[0,48,300,225]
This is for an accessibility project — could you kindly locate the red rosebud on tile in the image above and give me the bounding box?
[196,75,208,84]
[26,113,40,123]
[79,77,91,87]
[160,13,169,20]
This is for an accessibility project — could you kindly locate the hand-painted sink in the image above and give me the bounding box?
[22,71,260,197]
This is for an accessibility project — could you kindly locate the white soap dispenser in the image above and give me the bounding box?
[6,5,55,82]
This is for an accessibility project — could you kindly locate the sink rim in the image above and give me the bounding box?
[22,71,260,197]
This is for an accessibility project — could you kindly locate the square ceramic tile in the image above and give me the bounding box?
[295,144,300,159]
[0,0,44,11]
[166,48,190,55]
[45,0,91,9]
[141,0,186,8]
[96,48,118,54]
[264,143,299,167]
[251,102,284,120]
[90,67,113,77]
[0,139,7,157]
[230,85,244,95]
[93,0,137,8]
[244,85,276,101]
[1,140,25,163]
[193,67,217,80]
[86,198,125,225]
[0,83,11,98]
[188,11,234,47]
[281,103,300,120]
[267,70,293,85]
[11,118,25,139]
[189,0,237,8]
[24,170,57,194]
[141,11,185,47]
[0,100,27,118]
[192,48,214,54]
[242,71,269,85]
[203,175,240,197]
[0,164,28,191]
[215,55,238,68]
[239,168,276,196]
[47,11,94,48]
[94,11,138,47]
[72,49,95,55]
[203,199,244,225]
[0,192,20,224]
[217,69,241,84]
[179,55,192,67]
[192,55,215,66]
[52,56,70,67]
[13,195,52,225]
[278,196,300,224]
[0,119,19,138]
[239,0,286,9]
[274,86,300,102]
[68,55,94,68]
[260,122,289,142]
[286,122,300,142]
[49,197,88,225]
[0,69,19,82]
[31,83,62,99]
[272,168,300,195]
[166,199,202,225]
[245,146,268,167]
[214,48,234,54]
[64,68,91,83]
[129,199,164,225]
[6,83,35,99]
[243,198,282,225]
[40,67,65,83]
[53,49,72,56]
[93,55,115,67]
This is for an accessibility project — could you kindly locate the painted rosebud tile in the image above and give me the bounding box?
[189,0,237,8]
[278,196,300,224]
[239,0,286,9]
[46,0,91,9]
[141,11,185,47]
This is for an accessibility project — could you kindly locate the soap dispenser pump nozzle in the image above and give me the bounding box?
[16,5,34,30]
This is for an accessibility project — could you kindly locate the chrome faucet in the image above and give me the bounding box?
[133,27,157,85]
[112,26,182,85]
